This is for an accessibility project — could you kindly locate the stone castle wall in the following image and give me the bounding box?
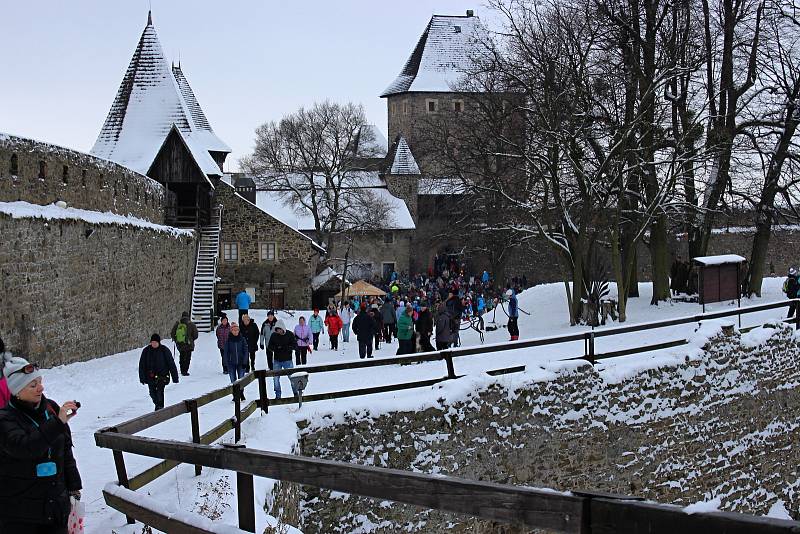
[298,325,800,532]
[216,183,318,309]
[0,133,165,223]
[0,213,195,366]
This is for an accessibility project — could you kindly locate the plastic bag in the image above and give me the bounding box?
[68,496,85,534]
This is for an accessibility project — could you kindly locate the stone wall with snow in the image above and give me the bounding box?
[1,133,165,223]
[296,325,800,532]
[0,212,195,366]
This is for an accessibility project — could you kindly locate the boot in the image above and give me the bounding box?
[510,335,519,341]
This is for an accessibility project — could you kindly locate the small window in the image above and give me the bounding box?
[81,169,87,187]
[260,242,277,261]
[124,183,129,196]
[38,161,47,179]
[222,242,239,262]
[9,154,18,175]
[113,181,118,197]
[403,101,410,114]
[426,99,438,113]
[62,165,68,184]
[454,25,461,33]
[384,232,394,244]
[453,100,464,113]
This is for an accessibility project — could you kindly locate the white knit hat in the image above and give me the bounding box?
[3,355,43,396]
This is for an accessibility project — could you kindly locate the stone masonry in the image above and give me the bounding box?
[216,182,319,309]
[0,214,195,366]
[1,133,165,223]
[296,325,800,533]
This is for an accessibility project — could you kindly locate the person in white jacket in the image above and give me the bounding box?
[339,301,354,343]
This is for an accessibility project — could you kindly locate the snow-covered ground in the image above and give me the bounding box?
[39,278,792,533]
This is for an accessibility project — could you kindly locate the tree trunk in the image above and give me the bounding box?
[649,215,671,304]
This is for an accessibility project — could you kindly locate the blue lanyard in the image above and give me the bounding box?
[9,401,52,458]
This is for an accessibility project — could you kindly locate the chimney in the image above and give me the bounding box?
[466,9,474,17]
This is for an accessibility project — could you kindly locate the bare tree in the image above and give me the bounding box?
[240,101,384,262]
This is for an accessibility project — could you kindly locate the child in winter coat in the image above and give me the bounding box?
[294,317,312,365]
[309,309,324,351]
[324,311,344,351]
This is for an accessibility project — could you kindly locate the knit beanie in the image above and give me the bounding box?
[3,355,43,396]
[150,333,161,343]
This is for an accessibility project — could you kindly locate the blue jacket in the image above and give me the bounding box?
[224,333,249,368]
[309,314,324,333]
[508,293,519,318]
[481,271,489,284]
[235,291,252,310]
[477,297,486,312]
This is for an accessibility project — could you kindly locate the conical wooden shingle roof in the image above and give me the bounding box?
[91,12,229,176]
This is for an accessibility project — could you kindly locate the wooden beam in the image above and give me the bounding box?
[103,490,217,534]
[107,402,188,436]
[267,376,450,406]
[95,434,584,533]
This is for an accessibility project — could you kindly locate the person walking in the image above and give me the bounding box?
[294,316,312,365]
[396,304,415,355]
[785,267,800,318]
[267,320,297,399]
[309,308,324,351]
[235,289,252,323]
[170,311,199,376]
[325,310,343,351]
[369,304,383,351]
[223,323,249,401]
[416,301,435,352]
[0,356,82,533]
[352,302,376,359]
[340,301,353,343]
[381,298,396,343]
[507,288,520,341]
[215,314,231,374]
[138,334,179,411]
[240,314,260,372]
[435,303,452,351]
[259,310,278,370]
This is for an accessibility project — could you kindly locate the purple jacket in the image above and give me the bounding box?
[216,323,231,349]
[294,324,311,347]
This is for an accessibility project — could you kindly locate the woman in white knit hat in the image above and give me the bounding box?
[0,355,82,533]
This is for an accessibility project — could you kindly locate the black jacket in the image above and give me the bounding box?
[240,320,260,352]
[352,310,376,341]
[0,396,82,526]
[788,276,800,299]
[224,333,250,368]
[416,310,433,336]
[138,344,179,385]
[268,331,297,362]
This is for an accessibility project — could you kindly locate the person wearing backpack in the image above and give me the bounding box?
[171,312,199,376]
[785,267,800,319]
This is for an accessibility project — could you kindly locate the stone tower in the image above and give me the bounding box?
[384,136,421,222]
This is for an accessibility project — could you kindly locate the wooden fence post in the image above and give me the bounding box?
[186,399,201,476]
[795,299,799,330]
[112,448,135,525]
[257,371,269,413]
[443,351,456,379]
[237,472,256,533]
[233,384,242,443]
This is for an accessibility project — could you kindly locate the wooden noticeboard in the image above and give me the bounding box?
[693,255,745,312]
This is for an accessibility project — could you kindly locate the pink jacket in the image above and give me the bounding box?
[0,378,10,408]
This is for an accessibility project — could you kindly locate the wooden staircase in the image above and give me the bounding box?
[190,207,222,332]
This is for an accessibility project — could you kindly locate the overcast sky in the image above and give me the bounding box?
[0,1,488,172]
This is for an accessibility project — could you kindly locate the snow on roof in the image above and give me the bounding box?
[381,14,485,97]
[693,254,747,266]
[389,137,421,175]
[219,177,325,252]
[254,172,416,231]
[353,125,388,158]
[91,12,229,176]
[311,267,350,290]
[0,200,193,237]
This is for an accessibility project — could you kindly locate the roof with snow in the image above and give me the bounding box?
[381,13,484,97]
[352,125,388,159]
[311,267,350,291]
[693,254,747,266]
[90,12,230,176]
[251,171,416,231]
[388,137,421,175]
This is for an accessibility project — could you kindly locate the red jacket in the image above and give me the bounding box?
[325,315,344,336]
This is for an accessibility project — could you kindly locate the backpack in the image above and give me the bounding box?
[175,323,188,344]
[784,278,790,294]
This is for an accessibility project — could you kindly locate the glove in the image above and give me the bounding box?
[69,490,81,500]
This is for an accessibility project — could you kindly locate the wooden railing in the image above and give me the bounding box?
[95,299,800,533]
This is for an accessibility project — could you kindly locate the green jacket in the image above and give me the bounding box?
[397,312,414,340]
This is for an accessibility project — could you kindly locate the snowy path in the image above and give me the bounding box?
[39,278,790,533]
